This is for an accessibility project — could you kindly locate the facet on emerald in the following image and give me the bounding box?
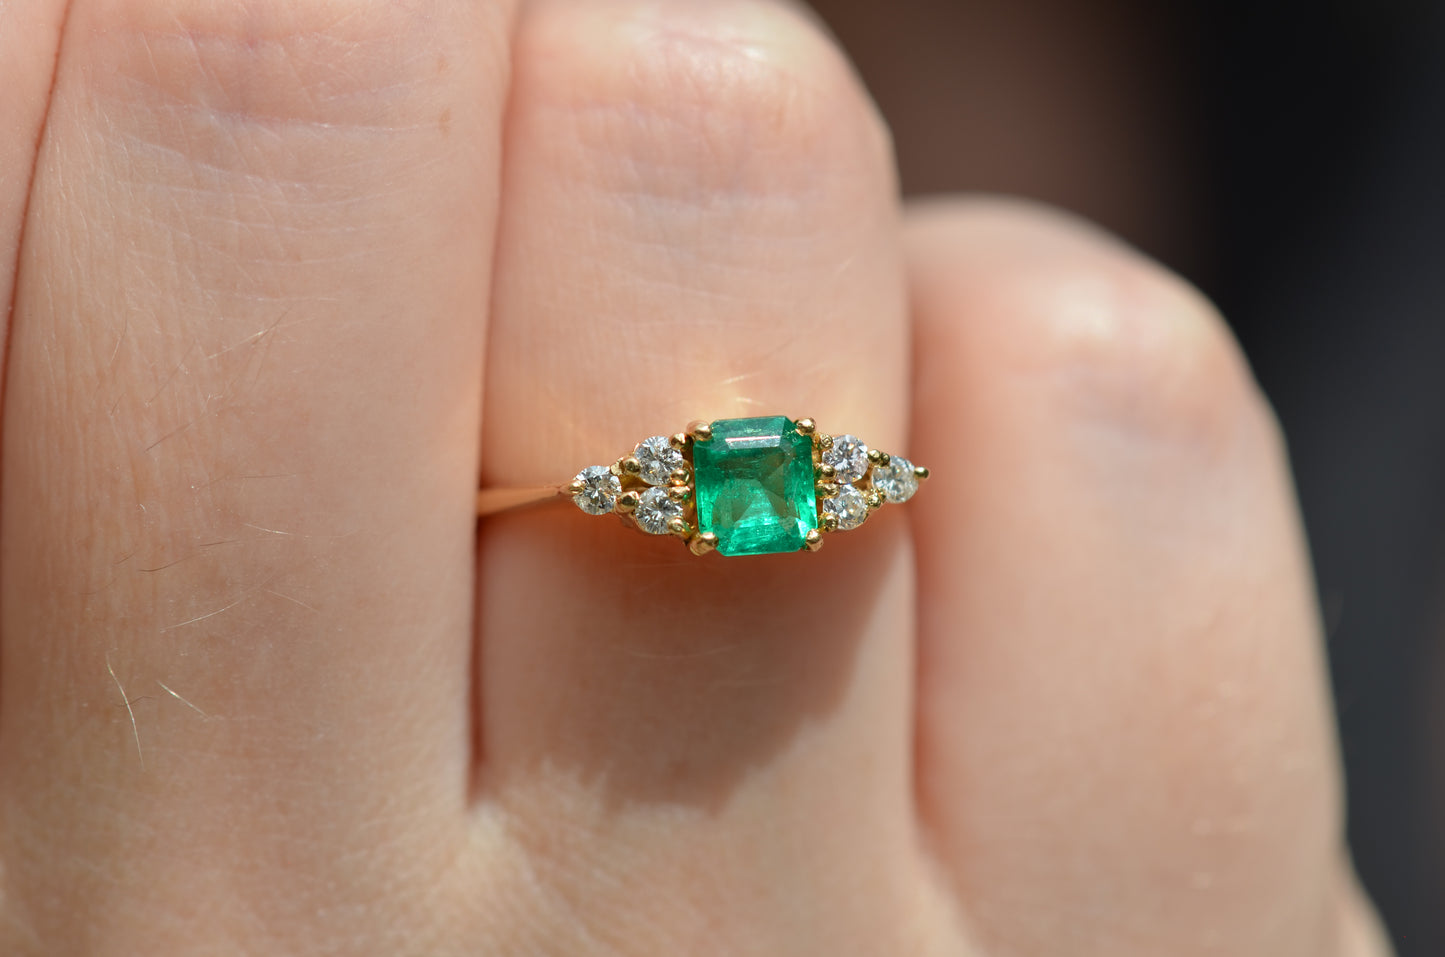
[693,416,817,557]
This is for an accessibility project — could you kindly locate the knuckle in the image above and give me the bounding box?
[993,204,1269,452]
[518,0,889,204]
[1064,267,1252,447]
[81,0,501,135]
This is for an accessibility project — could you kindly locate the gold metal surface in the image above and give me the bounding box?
[475,486,567,517]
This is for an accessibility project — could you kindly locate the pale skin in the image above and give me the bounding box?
[0,0,1397,953]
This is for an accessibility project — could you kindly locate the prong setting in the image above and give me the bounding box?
[688,532,720,556]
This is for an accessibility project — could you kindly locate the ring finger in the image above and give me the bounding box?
[472,0,940,950]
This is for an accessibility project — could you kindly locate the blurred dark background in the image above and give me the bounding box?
[811,1,1443,953]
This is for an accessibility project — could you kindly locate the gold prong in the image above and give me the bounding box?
[817,463,837,481]
[669,432,688,452]
[815,481,838,498]
[817,433,833,451]
[686,420,713,442]
[667,467,690,486]
[688,532,719,556]
[914,465,930,480]
[820,513,840,533]
[666,485,690,503]
[620,456,643,476]
[804,529,824,552]
[667,517,691,539]
[567,479,586,495]
[866,489,885,511]
[867,448,890,467]
[614,490,642,514]
[795,418,816,436]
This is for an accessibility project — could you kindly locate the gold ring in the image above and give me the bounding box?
[476,415,928,557]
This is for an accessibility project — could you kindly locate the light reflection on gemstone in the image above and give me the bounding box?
[870,456,918,503]
[823,434,869,483]
[693,416,817,556]
[823,484,868,531]
[635,435,684,486]
[572,465,621,515]
[634,486,683,535]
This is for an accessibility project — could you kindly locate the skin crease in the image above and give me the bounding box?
[0,0,1396,954]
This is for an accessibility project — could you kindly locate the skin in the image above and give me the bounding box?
[0,0,1396,953]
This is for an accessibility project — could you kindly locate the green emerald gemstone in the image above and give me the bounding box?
[693,416,817,557]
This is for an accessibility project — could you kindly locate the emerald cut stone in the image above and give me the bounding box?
[693,416,817,557]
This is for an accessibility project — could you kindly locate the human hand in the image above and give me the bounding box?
[0,0,1393,953]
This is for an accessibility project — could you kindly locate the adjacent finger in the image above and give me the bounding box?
[905,199,1368,955]
[473,0,942,948]
[0,0,511,949]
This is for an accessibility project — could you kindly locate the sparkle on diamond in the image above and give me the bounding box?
[870,456,918,503]
[634,487,683,535]
[572,465,621,515]
[823,434,869,483]
[823,484,868,531]
[635,435,684,487]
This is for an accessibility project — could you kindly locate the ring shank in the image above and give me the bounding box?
[475,485,568,517]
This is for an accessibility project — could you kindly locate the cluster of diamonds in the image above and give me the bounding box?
[815,429,923,533]
[568,419,927,554]
[570,433,695,537]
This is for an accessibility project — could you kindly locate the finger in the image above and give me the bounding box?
[905,199,1364,955]
[474,0,941,948]
[0,0,511,949]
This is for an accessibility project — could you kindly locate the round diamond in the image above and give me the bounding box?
[871,456,918,503]
[823,434,869,483]
[572,465,621,515]
[634,486,684,535]
[823,484,868,531]
[635,435,684,486]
